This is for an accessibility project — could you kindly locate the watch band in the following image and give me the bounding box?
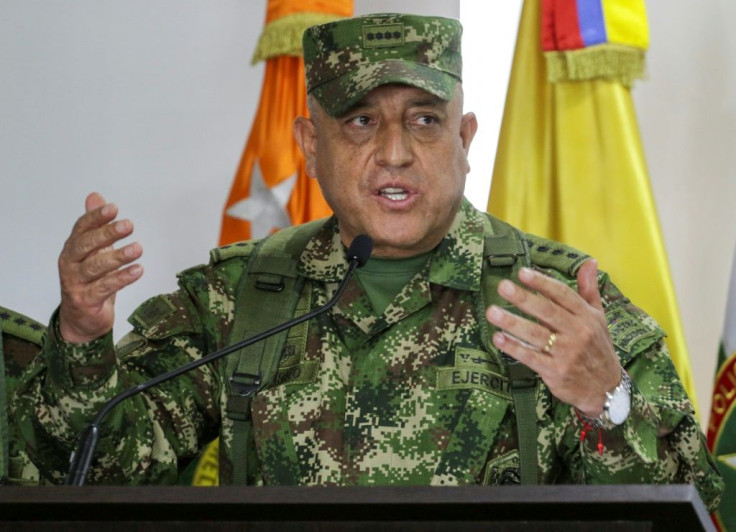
[577,367,631,430]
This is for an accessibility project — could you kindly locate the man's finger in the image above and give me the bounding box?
[516,267,590,317]
[496,277,573,332]
[65,218,134,263]
[576,259,603,311]
[65,262,144,312]
[85,192,106,213]
[491,331,550,376]
[77,242,143,283]
[91,264,144,302]
[71,191,118,239]
[486,305,557,353]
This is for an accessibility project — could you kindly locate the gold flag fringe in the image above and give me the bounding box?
[251,12,347,64]
[544,44,646,87]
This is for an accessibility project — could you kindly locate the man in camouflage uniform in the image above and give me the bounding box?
[12,13,723,510]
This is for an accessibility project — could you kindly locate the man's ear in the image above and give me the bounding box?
[293,116,318,178]
[459,112,478,156]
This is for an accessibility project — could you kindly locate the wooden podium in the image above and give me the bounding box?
[0,484,714,531]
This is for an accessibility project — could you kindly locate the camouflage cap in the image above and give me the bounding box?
[302,13,463,117]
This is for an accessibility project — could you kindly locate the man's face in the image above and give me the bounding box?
[294,84,478,258]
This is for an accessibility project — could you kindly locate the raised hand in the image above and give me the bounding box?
[58,193,143,343]
[485,260,622,417]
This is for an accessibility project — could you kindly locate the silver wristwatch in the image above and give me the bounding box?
[582,368,632,430]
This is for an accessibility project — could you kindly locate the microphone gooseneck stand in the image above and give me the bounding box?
[65,234,373,486]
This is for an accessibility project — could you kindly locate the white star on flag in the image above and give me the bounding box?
[226,160,296,239]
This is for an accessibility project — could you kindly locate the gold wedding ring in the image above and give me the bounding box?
[542,332,557,354]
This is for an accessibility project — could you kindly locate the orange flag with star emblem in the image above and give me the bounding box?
[219,0,353,246]
[185,1,353,487]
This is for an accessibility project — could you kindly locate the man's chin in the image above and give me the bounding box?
[367,231,440,259]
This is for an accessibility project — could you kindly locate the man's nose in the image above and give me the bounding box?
[375,122,414,168]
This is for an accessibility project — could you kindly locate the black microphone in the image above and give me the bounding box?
[65,234,373,486]
[346,233,372,267]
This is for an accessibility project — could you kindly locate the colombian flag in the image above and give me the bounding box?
[489,0,697,410]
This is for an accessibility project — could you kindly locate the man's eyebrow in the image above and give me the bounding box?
[341,94,447,116]
[409,96,447,109]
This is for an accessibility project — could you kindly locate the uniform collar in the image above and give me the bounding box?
[426,198,485,291]
[297,198,487,292]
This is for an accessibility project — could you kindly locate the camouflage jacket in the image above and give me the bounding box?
[1,306,47,484]
[12,200,723,510]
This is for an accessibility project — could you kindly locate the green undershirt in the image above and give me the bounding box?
[355,251,432,315]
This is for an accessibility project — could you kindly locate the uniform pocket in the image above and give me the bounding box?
[430,388,511,485]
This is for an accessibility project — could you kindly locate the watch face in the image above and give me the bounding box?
[607,387,631,425]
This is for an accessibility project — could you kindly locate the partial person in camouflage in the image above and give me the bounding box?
[11,13,723,509]
[0,306,48,484]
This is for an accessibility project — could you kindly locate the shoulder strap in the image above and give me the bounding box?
[480,216,540,485]
[224,219,326,484]
[525,233,589,277]
[0,307,45,347]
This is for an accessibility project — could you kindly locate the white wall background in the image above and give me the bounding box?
[0,0,734,424]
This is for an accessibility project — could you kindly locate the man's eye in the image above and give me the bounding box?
[416,115,438,126]
[348,115,372,127]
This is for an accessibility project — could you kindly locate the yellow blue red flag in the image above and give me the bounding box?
[489,0,697,409]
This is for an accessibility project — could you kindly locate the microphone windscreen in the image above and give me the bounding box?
[347,234,373,267]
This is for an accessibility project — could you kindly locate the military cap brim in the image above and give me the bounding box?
[310,59,460,117]
[303,13,463,117]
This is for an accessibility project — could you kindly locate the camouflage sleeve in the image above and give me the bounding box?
[10,314,119,482]
[12,258,240,485]
[558,273,724,512]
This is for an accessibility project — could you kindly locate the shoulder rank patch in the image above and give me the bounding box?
[526,234,589,277]
[0,306,46,346]
[606,305,664,357]
[210,240,258,264]
[129,295,176,331]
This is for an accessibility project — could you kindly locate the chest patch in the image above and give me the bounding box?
[437,347,510,399]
